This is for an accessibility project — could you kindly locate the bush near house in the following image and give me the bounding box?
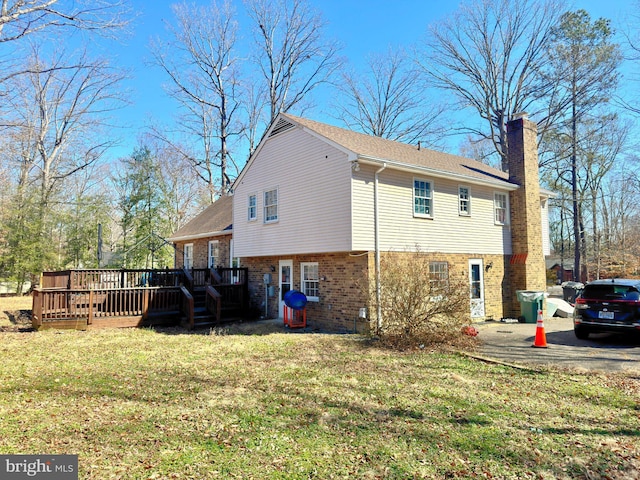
[369,251,472,349]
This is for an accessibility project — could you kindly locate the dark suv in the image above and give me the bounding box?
[573,279,640,339]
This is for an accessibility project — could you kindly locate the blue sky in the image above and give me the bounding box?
[103,0,636,161]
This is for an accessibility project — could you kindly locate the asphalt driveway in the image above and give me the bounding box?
[476,317,640,373]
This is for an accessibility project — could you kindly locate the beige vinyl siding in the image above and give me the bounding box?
[351,165,512,254]
[233,127,353,257]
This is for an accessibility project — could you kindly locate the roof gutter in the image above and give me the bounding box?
[168,229,232,243]
[357,155,519,191]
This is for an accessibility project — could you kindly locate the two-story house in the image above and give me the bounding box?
[172,113,550,331]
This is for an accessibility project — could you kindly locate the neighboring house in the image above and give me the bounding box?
[173,113,551,332]
[546,258,574,284]
[169,195,236,271]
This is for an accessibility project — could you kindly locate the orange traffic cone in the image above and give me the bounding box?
[532,309,548,348]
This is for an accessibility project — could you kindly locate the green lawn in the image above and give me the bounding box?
[0,307,638,478]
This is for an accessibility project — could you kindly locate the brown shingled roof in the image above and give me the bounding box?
[282,113,513,187]
[169,195,232,241]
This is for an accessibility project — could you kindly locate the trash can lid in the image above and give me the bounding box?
[516,290,546,301]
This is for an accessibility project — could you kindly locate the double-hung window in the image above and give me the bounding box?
[494,192,509,225]
[459,186,470,216]
[264,188,278,223]
[248,195,257,221]
[413,178,432,218]
[208,240,219,269]
[183,243,193,270]
[429,262,449,290]
[301,262,319,301]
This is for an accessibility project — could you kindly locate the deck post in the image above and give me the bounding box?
[142,288,149,320]
[32,290,42,328]
[88,289,94,325]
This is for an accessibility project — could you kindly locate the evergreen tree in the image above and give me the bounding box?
[544,10,622,282]
[113,147,174,269]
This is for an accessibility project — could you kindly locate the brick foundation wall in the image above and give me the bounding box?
[242,251,509,332]
[379,251,509,322]
[242,252,372,332]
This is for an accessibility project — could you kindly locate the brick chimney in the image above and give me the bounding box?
[506,113,546,315]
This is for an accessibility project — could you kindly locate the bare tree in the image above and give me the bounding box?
[151,0,242,198]
[334,48,444,147]
[138,133,204,231]
[417,0,563,170]
[0,0,129,43]
[0,44,126,277]
[246,0,342,122]
[242,81,267,156]
[620,0,640,115]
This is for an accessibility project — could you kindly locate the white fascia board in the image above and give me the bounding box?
[540,187,556,198]
[357,155,519,191]
[168,229,232,243]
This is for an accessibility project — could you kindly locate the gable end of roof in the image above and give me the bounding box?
[268,117,296,138]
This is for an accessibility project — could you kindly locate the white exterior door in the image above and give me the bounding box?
[469,259,485,318]
[278,260,293,318]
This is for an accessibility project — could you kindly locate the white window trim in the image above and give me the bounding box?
[208,240,219,269]
[458,185,471,216]
[248,194,257,222]
[263,187,279,224]
[300,262,319,302]
[413,177,433,219]
[494,192,509,225]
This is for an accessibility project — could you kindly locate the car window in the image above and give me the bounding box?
[583,284,640,300]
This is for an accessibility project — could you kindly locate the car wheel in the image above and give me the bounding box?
[574,325,590,340]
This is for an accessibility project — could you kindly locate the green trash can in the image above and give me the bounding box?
[516,290,545,323]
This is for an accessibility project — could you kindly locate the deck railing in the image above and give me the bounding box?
[205,286,222,324]
[179,286,194,329]
[32,286,188,329]
[40,269,185,290]
[32,267,250,330]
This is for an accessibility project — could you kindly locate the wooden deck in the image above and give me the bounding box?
[32,268,249,331]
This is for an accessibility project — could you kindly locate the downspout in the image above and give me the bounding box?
[374,163,387,332]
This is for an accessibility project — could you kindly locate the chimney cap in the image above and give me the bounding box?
[511,112,528,121]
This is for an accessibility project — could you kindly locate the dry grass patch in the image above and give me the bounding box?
[0,294,32,330]
[0,327,638,479]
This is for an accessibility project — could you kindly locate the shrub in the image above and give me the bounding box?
[368,251,472,349]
